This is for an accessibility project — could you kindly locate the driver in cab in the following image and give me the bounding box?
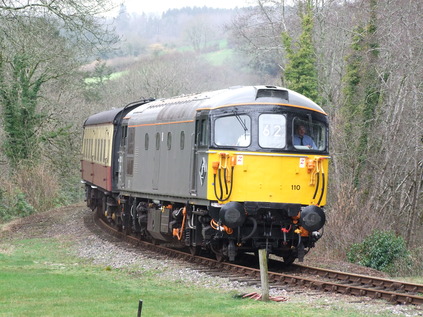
[293,125,317,149]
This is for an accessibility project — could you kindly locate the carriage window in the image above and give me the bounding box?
[145,133,149,150]
[215,115,251,147]
[259,114,286,149]
[89,139,93,159]
[155,132,160,150]
[101,139,105,161]
[96,139,99,161]
[180,131,185,150]
[293,118,327,151]
[167,132,172,150]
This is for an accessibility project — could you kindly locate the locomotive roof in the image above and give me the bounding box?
[84,99,154,127]
[125,86,326,125]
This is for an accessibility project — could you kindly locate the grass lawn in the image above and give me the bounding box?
[204,49,234,66]
[0,237,415,316]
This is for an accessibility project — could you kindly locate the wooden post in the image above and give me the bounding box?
[258,249,269,301]
[137,299,143,317]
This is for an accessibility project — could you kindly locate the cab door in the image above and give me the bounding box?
[190,113,209,199]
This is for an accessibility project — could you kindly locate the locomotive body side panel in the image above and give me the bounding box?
[124,121,196,198]
[118,95,215,201]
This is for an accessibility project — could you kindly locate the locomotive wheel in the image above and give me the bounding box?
[215,251,227,262]
[122,225,131,236]
[95,206,103,219]
[282,252,297,265]
[210,242,227,262]
[213,246,228,262]
[116,222,123,232]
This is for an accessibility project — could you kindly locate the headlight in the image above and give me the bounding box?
[300,205,326,232]
[219,202,246,228]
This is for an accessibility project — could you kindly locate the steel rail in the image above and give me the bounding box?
[92,213,423,305]
[293,264,423,294]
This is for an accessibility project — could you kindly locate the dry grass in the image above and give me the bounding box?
[12,163,61,212]
[1,163,61,219]
[321,183,387,258]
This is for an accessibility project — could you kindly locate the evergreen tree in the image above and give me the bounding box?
[281,0,319,102]
[341,0,382,188]
[0,53,47,166]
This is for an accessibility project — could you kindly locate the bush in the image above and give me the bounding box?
[12,164,61,213]
[347,230,411,274]
[0,158,85,223]
[0,189,35,221]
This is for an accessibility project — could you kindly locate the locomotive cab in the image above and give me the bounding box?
[203,90,329,262]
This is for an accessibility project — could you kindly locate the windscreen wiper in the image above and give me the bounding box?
[233,110,248,134]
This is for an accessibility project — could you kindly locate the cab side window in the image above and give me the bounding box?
[196,118,209,148]
[292,118,326,151]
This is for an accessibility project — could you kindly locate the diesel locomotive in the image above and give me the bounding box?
[81,85,329,264]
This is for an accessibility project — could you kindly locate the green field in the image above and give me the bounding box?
[204,48,234,66]
[0,235,416,316]
[84,70,128,84]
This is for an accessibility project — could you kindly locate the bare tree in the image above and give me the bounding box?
[326,0,422,249]
[229,0,291,75]
[92,51,271,108]
[364,0,423,246]
[0,0,117,161]
[183,16,216,52]
[0,0,117,51]
[0,0,117,208]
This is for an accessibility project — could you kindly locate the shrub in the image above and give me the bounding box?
[12,163,61,213]
[0,189,35,221]
[347,230,410,274]
[0,157,84,222]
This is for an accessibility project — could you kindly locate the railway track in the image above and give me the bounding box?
[92,214,423,305]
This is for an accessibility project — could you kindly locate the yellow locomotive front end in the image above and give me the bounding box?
[198,98,329,263]
[207,151,329,206]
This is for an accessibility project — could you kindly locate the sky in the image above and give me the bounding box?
[113,0,252,15]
